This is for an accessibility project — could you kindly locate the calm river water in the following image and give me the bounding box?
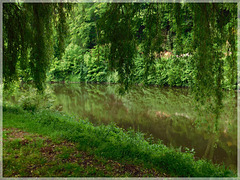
[50,83,237,170]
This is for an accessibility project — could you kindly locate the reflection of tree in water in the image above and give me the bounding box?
[201,131,237,170]
[203,134,216,160]
[50,83,237,170]
[161,115,236,169]
[137,110,236,170]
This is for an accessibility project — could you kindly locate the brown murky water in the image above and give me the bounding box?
[51,83,237,170]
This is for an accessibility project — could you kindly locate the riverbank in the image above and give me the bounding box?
[3,105,236,177]
[3,128,164,177]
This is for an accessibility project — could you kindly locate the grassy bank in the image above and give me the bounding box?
[3,128,163,177]
[3,105,236,177]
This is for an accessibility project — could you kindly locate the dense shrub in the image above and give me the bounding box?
[48,43,235,90]
[17,87,55,112]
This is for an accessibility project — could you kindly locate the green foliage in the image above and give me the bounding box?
[49,44,108,83]
[49,43,84,81]
[3,3,71,91]
[98,3,137,89]
[131,54,194,87]
[4,3,237,94]
[107,71,119,83]
[166,55,193,87]
[68,4,107,49]
[12,86,55,112]
[85,45,108,82]
[132,54,145,84]
[3,3,28,85]
[46,3,236,90]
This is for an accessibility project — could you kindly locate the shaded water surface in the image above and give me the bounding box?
[51,84,237,170]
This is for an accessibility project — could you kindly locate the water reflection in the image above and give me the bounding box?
[51,83,237,170]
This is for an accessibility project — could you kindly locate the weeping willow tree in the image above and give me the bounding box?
[97,3,237,130]
[3,3,70,91]
[191,3,237,130]
[3,3,237,129]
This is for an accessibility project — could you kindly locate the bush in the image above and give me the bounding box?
[17,87,55,112]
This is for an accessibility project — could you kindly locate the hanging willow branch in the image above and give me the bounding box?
[3,3,71,91]
[98,3,136,92]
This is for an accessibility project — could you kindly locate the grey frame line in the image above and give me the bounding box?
[0,0,239,179]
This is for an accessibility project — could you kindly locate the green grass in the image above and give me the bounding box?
[3,105,236,177]
[3,128,162,177]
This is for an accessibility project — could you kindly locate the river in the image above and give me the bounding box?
[49,83,237,170]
